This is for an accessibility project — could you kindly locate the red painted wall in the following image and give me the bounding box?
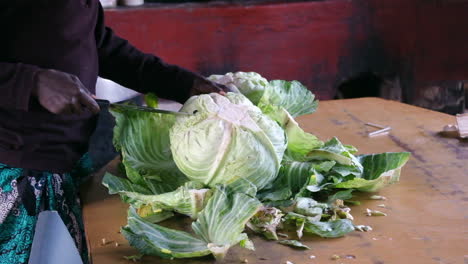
[104,0,468,102]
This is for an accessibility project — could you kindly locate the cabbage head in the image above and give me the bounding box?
[170,93,286,191]
[209,71,318,117]
[208,72,268,104]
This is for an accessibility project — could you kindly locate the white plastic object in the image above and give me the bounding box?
[99,0,117,8]
[29,211,83,264]
[456,113,468,138]
[95,77,140,103]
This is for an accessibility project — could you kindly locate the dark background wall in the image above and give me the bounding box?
[104,0,468,113]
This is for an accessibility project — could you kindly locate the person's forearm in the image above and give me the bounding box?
[97,41,194,95]
[97,28,195,103]
[95,4,195,103]
[0,62,40,111]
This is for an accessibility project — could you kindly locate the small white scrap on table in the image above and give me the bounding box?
[365,123,392,137]
[443,113,468,138]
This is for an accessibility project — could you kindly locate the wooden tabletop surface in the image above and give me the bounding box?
[81,98,468,264]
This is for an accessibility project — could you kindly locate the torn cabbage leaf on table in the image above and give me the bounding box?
[258,139,410,203]
[334,152,411,192]
[103,173,212,219]
[278,239,310,250]
[284,212,355,239]
[246,206,284,240]
[192,186,261,260]
[122,186,260,260]
[122,207,211,259]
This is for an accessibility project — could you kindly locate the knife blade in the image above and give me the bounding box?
[96,99,192,116]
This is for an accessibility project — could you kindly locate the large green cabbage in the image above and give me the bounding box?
[170,93,286,191]
[104,72,411,261]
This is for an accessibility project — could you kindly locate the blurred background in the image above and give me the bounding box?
[97,0,468,115]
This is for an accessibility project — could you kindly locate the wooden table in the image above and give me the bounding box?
[81,98,468,264]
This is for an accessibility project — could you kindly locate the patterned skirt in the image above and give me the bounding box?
[0,155,93,264]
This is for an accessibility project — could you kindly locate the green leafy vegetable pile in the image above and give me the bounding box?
[103,71,410,260]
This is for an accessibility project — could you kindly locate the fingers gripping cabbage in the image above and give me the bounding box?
[169,93,287,190]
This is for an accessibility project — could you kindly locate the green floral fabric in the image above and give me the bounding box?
[0,154,93,264]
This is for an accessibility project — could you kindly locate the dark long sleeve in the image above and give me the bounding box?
[0,0,198,172]
[0,62,39,111]
[95,5,195,103]
[0,0,119,172]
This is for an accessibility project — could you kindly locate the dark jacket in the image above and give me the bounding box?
[0,0,195,172]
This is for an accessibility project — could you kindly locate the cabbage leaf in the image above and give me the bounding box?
[258,80,318,117]
[110,106,188,194]
[122,207,211,259]
[334,152,410,192]
[192,186,261,259]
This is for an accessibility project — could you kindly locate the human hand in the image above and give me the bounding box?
[190,75,234,96]
[33,69,100,115]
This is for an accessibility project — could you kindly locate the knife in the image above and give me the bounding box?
[95,99,192,116]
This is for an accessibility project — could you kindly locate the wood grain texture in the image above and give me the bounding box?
[81,98,468,264]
